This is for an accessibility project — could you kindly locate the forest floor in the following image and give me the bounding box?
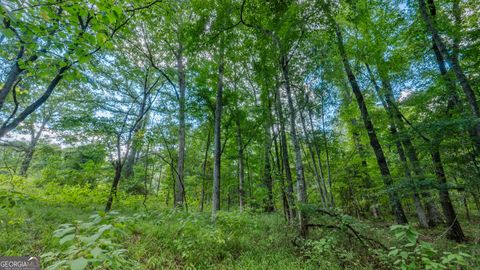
[1,182,479,269]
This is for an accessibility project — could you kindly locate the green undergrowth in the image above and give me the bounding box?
[1,183,479,269]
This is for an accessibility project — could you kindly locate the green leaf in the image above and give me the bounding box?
[59,234,75,245]
[70,257,88,270]
[90,246,104,258]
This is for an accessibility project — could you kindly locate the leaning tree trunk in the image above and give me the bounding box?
[367,66,429,227]
[105,162,123,212]
[419,0,480,146]
[430,145,465,242]
[379,74,442,227]
[332,19,408,224]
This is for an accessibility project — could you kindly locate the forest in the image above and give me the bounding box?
[0,0,479,269]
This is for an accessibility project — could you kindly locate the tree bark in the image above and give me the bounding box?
[0,65,70,138]
[300,105,326,207]
[212,43,224,217]
[19,118,47,177]
[200,128,211,212]
[274,80,296,221]
[430,146,465,242]
[175,44,186,208]
[367,66,429,227]
[105,162,123,212]
[236,115,246,212]
[332,19,408,224]
[419,0,480,144]
[280,53,308,237]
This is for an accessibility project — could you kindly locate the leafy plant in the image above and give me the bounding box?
[42,211,139,270]
[387,225,470,270]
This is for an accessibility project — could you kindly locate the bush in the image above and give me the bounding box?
[387,225,470,270]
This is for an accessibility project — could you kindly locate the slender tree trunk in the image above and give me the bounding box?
[419,0,480,145]
[201,128,211,212]
[332,19,408,224]
[320,92,335,207]
[430,146,465,242]
[307,108,329,207]
[300,107,326,207]
[105,163,123,212]
[273,125,289,220]
[236,115,246,212]
[175,45,186,208]
[261,90,275,212]
[274,80,295,221]
[212,43,225,217]
[367,66,429,227]
[280,53,308,237]
[351,120,380,217]
[385,78,442,226]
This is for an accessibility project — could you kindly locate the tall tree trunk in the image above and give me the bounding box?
[201,128,211,212]
[307,107,329,207]
[320,92,335,207]
[379,73,442,227]
[236,115,246,212]
[367,66,429,227]
[430,146,465,242]
[261,90,275,212]
[175,45,186,208]
[419,0,480,145]
[300,106,326,207]
[212,43,225,218]
[332,19,408,224]
[351,119,376,215]
[273,125,289,220]
[274,80,296,221]
[280,53,308,237]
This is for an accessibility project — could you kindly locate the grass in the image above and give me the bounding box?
[1,182,479,269]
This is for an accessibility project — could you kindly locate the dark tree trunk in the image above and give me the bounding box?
[430,147,465,242]
[419,0,480,146]
[105,163,123,212]
[367,66,429,227]
[332,19,408,224]
[273,125,289,221]
[261,89,275,212]
[0,65,70,138]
